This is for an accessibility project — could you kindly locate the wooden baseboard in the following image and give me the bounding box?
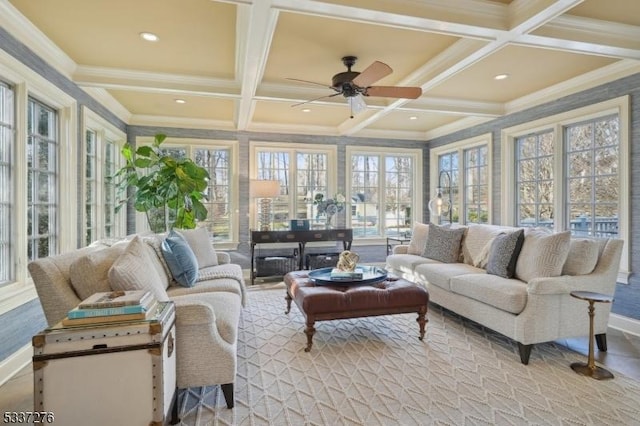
[609,313,640,337]
[0,344,32,388]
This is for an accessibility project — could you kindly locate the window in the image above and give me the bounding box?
[252,143,336,231]
[0,81,14,285]
[27,97,58,261]
[464,145,489,224]
[430,134,492,225]
[565,115,619,238]
[515,130,554,228]
[139,138,238,245]
[83,108,126,245]
[347,147,422,238]
[502,96,630,281]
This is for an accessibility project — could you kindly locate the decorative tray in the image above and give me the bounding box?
[308,265,388,286]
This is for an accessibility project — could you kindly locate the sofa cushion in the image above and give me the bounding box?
[386,253,437,275]
[462,224,515,267]
[486,229,525,279]
[108,236,170,302]
[515,229,571,283]
[162,230,199,287]
[562,238,600,275]
[414,262,485,291]
[69,243,127,300]
[176,227,218,268]
[423,223,465,263]
[141,234,172,282]
[407,222,430,255]
[450,274,528,314]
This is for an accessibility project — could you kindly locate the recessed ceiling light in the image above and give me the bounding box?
[302,108,311,113]
[140,32,159,42]
[175,99,186,104]
[409,116,418,120]
[494,73,509,80]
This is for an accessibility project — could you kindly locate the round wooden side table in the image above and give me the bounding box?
[569,290,614,380]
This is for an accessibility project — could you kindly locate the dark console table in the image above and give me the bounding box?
[250,229,352,284]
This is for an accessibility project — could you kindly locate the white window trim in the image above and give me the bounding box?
[250,141,338,230]
[135,136,240,249]
[346,145,423,245]
[501,95,630,282]
[0,49,77,315]
[429,133,493,224]
[82,107,126,243]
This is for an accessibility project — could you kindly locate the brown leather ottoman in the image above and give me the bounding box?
[284,270,429,352]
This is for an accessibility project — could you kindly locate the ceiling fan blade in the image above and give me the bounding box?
[352,61,392,87]
[365,86,422,99]
[286,77,334,90]
[291,92,342,108]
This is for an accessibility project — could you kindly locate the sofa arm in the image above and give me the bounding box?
[173,299,216,326]
[527,272,615,296]
[392,245,409,255]
[216,251,231,264]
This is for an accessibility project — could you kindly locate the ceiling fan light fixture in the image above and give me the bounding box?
[139,32,159,42]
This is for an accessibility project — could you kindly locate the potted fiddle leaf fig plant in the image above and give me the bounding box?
[113,133,210,232]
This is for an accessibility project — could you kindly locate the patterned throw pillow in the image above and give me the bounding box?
[486,230,525,278]
[162,230,199,287]
[108,236,170,302]
[407,222,430,255]
[515,229,571,283]
[423,223,465,263]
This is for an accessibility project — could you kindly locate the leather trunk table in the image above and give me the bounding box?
[284,270,429,352]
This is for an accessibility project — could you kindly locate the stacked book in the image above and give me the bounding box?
[62,290,158,326]
[329,268,363,281]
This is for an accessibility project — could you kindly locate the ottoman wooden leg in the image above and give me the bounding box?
[304,319,316,352]
[417,306,428,340]
[285,291,293,314]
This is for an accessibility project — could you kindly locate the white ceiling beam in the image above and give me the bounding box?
[235,1,279,130]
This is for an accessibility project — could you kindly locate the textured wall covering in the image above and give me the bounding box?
[427,72,640,319]
[0,299,47,361]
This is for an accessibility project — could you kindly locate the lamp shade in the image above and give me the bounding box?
[428,189,451,216]
[250,180,280,198]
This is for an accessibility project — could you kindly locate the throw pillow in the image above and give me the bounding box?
[515,229,571,283]
[562,238,600,275]
[407,222,430,255]
[162,230,199,287]
[423,223,465,263]
[69,243,127,300]
[108,236,170,302]
[176,227,219,269]
[486,229,525,278]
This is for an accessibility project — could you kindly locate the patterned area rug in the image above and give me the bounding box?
[177,287,640,425]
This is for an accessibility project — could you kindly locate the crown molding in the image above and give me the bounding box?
[80,87,132,124]
[74,65,240,97]
[246,121,340,136]
[0,1,76,77]
[424,116,493,140]
[352,127,426,141]
[505,59,640,115]
[129,114,236,131]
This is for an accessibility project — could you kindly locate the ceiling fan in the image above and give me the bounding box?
[287,56,422,118]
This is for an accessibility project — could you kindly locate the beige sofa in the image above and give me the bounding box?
[28,228,246,410]
[386,223,623,364]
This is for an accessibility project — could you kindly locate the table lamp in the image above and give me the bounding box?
[250,180,280,231]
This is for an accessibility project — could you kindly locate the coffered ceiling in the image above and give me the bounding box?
[2,0,640,140]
